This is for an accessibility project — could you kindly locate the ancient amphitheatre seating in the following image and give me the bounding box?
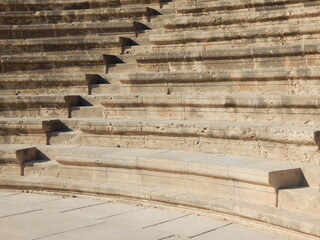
[0,0,319,239]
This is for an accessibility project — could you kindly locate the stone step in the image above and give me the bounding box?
[0,144,37,175]
[49,118,320,163]
[10,144,305,207]
[1,174,319,238]
[107,63,137,73]
[150,23,320,46]
[0,95,79,118]
[0,20,146,39]
[110,67,320,95]
[90,83,122,95]
[135,43,320,72]
[0,6,153,25]
[52,145,303,206]
[0,53,105,73]
[0,0,167,12]
[176,0,320,14]
[278,187,320,217]
[0,72,103,95]
[70,94,320,126]
[163,4,320,30]
[0,118,63,145]
[0,144,37,164]
[302,165,320,188]
[0,35,132,55]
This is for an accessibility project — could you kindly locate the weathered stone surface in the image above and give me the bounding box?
[0,0,319,238]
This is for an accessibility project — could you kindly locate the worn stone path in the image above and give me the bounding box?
[0,190,292,240]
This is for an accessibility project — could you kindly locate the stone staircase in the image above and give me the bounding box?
[0,0,319,239]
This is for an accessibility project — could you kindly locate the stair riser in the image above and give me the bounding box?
[71,106,320,126]
[0,135,47,145]
[137,55,318,72]
[37,164,276,206]
[123,80,320,95]
[150,35,320,53]
[302,166,320,188]
[0,108,70,118]
[0,86,88,96]
[278,189,320,216]
[49,133,320,163]
[0,27,136,40]
[0,165,22,176]
[164,7,320,30]
[0,0,164,12]
[0,45,121,55]
[0,61,105,73]
[0,13,149,25]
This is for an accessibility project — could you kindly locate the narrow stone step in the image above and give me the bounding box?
[0,0,167,12]
[0,144,36,164]
[136,42,319,62]
[112,67,320,95]
[278,187,320,216]
[163,5,320,30]
[53,145,303,206]
[136,44,320,72]
[0,144,37,175]
[0,53,105,73]
[107,63,137,73]
[0,72,102,95]
[0,95,79,118]
[149,23,320,46]
[70,94,320,126]
[0,118,63,145]
[0,35,125,55]
[49,118,320,163]
[0,21,144,39]
[0,6,151,25]
[176,0,320,14]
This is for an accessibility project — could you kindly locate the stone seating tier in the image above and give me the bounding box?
[0,0,167,11]
[0,0,319,238]
[0,6,154,25]
[0,73,102,95]
[70,94,320,126]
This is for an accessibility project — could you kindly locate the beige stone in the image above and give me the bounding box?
[0,0,319,238]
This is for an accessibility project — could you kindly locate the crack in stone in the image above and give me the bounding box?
[189,223,232,238]
[143,214,191,229]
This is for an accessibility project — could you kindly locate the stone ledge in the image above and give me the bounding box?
[0,95,79,108]
[0,175,318,238]
[150,24,320,45]
[76,119,320,146]
[177,0,312,14]
[47,118,320,163]
[69,94,320,125]
[136,43,320,63]
[0,118,62,134]
[0,0,166,12]
[164,6,320,29]
[0,35,121,53]
[0,21,140,39]
[0,6,150,25]
[0,53,104,72]
[0,73,100,95]
[116,67,320,83]
[54,145,303,189]
[0,95,80,118]
[0,144,36,164]
[0,73,96,86]
[98,94,320,109]
[278,187,320,216]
